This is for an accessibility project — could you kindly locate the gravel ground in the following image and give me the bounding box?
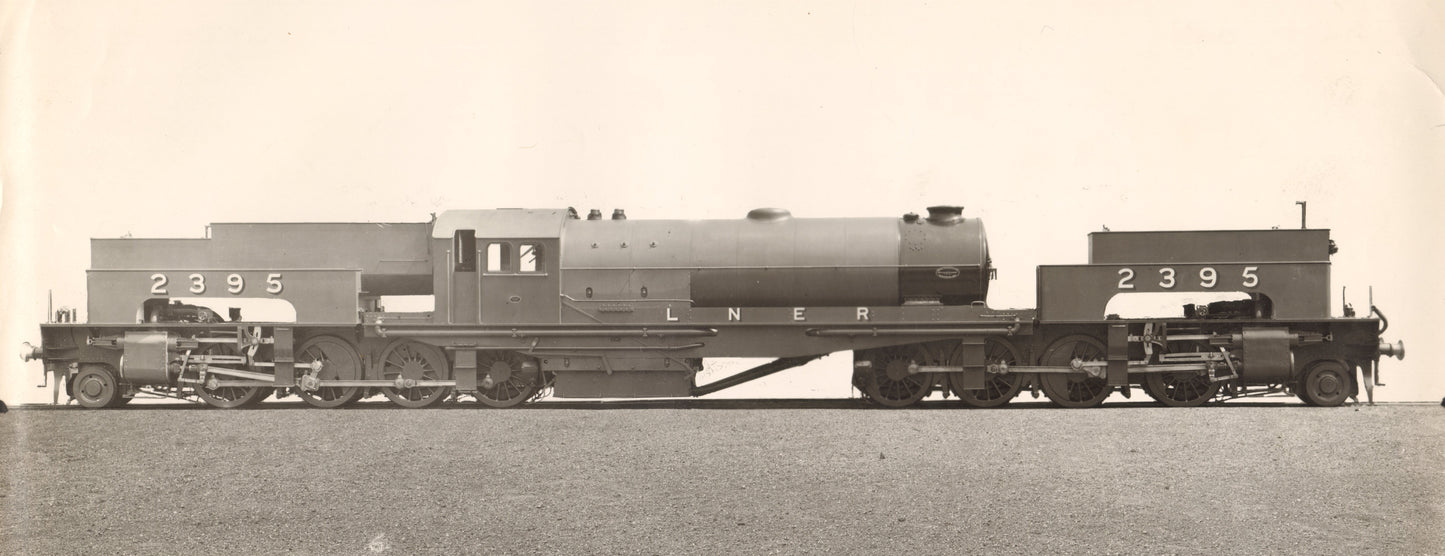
[2,400,1441,555]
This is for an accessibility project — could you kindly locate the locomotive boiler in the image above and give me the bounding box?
[20,204,1404,409]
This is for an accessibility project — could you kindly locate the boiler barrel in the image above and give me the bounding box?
[688,217,902,306]
[559,208,989,307]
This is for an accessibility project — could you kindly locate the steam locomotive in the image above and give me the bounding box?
[20,205,1404,409]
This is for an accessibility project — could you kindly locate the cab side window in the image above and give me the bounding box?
[519,243,544,273]
[486,242,511,272]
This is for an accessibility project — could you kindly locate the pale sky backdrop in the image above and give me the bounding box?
[2,1,1442,404]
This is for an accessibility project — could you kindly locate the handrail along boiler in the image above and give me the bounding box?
[20,205,1404,409]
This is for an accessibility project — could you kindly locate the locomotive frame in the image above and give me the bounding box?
[21,205,1404,409]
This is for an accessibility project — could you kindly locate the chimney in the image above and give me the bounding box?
[925,206,964,225]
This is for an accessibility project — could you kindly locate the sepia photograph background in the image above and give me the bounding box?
[2,1,1442,405]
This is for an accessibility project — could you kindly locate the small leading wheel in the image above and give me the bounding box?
[73,364,121,409]
[474,351,541,408]
[380,340,453,408]
[1143,371,1221,407]
[949,338,1025,408]
[1299,360,1351,407]
[195,344,268,409]
[859,346,933,408]
[295,336,365,408]
[1038,335,1112,409]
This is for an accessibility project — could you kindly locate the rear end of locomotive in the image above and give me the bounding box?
[1028,228,1405,407]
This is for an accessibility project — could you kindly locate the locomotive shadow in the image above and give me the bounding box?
[14,398,1306,411]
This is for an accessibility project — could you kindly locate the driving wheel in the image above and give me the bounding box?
[1143,371,1220,407]
[195,343,268,409]
[379,340,453,408]
[859,346,933,408]
[295,336,365,408]
[1038,335,1112,408]
[949,338,1025,408]
[474,351,542,408]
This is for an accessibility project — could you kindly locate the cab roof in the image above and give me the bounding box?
[431,209,569,239]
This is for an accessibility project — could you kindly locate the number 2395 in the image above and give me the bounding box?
[1116,266,1258,290]
[150,273,284,295]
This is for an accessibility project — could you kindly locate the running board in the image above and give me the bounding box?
[690,355,823,397]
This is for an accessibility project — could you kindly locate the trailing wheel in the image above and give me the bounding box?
[295,336,365,408]
[858,346,933,408]
[72,364,121,409]
[379,340,453,408]
[1299,360,1351,407]
[1143,371,1221,407]
[474,351,542,408]
[195,344,268,409]
[1038,335,1112,408]
[949,338,1024,408]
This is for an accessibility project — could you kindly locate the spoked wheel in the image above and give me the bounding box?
[195,344,268,409]
[380,340,453,408]
[72,364,121,409]
[1299,360,1351,407]
[295,336,365,408]
[858,346,934,408]
[1143,371,1221,407]
[1038,335,1112,408]
[949,338,1025,408]
[474,351,542,408]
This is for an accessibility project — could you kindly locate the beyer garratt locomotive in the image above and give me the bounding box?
[20,204,1404,409]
